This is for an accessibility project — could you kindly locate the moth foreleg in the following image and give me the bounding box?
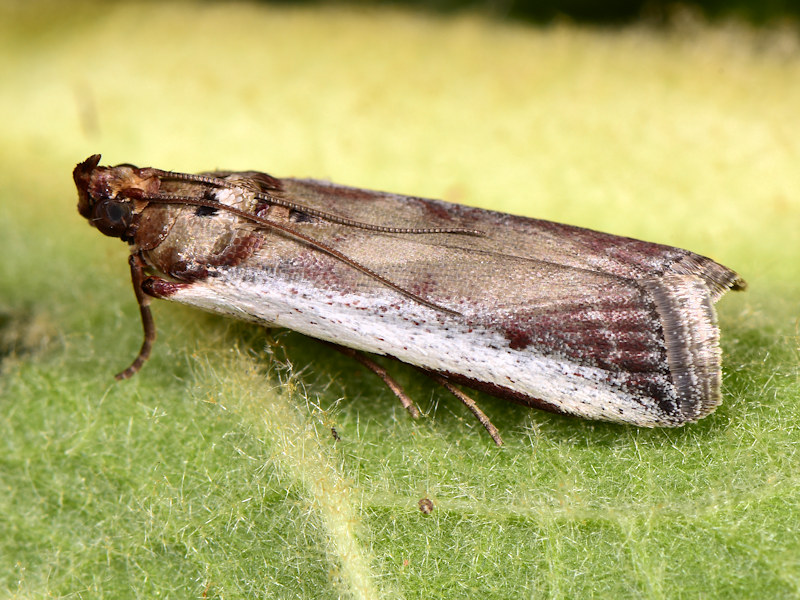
[116,264,194,381]
[115,253,157,380]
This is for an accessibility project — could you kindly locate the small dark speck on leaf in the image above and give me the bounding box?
[419,497,434,514]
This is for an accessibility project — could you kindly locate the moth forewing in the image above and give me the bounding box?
[74,155,745,442]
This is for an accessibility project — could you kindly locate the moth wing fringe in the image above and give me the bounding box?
[643,274,726,423]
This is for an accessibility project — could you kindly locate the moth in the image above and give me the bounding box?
[74,154,745,445]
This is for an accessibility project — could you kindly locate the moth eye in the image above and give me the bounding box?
[92,199,133,238]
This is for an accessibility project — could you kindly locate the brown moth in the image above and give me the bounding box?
[74,154,745,445]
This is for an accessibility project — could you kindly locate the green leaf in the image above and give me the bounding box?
[2,3,798,598]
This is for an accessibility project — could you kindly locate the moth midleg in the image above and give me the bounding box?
[324,343,421,419]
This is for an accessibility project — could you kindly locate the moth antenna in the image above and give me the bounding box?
[115,252,157,380]
[152,168,484,236]
[130,191,460,317]
[249,191,486,236]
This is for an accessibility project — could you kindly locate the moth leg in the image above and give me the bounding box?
[325,343,421,418]
[426,373,503,446]
[115,253,156,381]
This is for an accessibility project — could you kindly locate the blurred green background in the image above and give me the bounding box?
[1,1,799,598]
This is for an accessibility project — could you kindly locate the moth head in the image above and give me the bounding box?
[74,154,161,242]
